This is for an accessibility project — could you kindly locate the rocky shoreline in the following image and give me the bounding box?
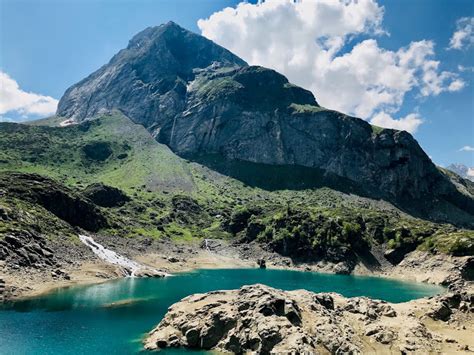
[145,283,474,353]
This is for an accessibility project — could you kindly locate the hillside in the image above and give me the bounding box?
[0,112,195,193]
[1,114,472,275]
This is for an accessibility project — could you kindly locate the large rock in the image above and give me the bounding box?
[145,284,466,354]
[56,22,474,226]
[145,284,360,353]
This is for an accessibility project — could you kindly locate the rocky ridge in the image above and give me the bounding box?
[145,283,474,354]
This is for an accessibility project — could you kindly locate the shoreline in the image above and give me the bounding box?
[2,249,472,354]
[3,243,473,352]
[0,246,460,302]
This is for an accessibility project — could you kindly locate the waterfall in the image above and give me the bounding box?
[79,235,147,277]
[204,239,211,252]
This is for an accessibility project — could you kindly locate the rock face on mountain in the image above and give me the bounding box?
[57,22,246,128]
[57,22,474,225]
[145,284,474,354]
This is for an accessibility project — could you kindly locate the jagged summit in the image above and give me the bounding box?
[56,22,474,225]
[57,21,247,123]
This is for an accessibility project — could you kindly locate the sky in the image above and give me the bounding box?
[0,0,473,168]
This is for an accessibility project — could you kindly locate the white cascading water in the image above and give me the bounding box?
[204,239,211,252]
[79,235,143,277]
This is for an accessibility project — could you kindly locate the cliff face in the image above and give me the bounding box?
[57,22,474,224]
[157,64,440,202]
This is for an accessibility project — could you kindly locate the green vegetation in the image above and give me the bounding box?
[0,113,195,194]
[371,124,385,135]
[222,200,473,261]
[194,76,243,101]
[0,113,472,259]
[289,103,327,114]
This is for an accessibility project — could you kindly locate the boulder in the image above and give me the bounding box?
[427,302,452,321]
[257,258,266,269]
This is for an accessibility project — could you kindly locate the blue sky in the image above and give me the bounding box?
[0,0,472,167]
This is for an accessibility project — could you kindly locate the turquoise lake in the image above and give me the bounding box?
[0,268,444,354]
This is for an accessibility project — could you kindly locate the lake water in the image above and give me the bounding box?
[0,268,444,354]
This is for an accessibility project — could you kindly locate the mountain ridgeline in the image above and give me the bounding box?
[57,21,474,226]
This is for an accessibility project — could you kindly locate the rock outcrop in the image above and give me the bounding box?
[0,172,108,231]
[56,22,474,226]
[144,284,474,354]
[83,183,130,207]
[0,231,57,269]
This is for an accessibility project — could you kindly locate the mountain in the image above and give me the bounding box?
[447,164,474,182]
[55,22,473,225]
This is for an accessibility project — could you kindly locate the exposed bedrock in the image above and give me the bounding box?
[145,284,474,354]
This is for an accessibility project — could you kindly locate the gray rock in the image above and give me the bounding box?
[427,302,452,321]
[145,284,360,353]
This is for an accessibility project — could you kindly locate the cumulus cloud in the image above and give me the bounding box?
[449,17,474,50]
[459,145,474,152]
[0,71,58,119]
[370,112,423,134]
[198,0,465,131]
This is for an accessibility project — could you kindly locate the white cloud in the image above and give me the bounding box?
[458,65,474,72]
[459,145,474,152]
[0,71,58,119]
[449,17,474,50]
[370,111,423,134]
[198,0,465,130]
[468,168,474,178]
[447,79,465,92]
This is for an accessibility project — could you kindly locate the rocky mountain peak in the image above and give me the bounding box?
[123,21,246,73]
[57,22,246,122]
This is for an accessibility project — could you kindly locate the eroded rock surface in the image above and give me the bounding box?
[144,284,474,354]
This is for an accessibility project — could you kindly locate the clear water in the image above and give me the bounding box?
[0,268,444,355]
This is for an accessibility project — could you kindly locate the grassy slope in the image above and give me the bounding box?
[0,113,195,194]
[0,113,472,258]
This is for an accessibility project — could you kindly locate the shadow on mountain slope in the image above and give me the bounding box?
[191,154,376,197]
[189,153,474,229]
